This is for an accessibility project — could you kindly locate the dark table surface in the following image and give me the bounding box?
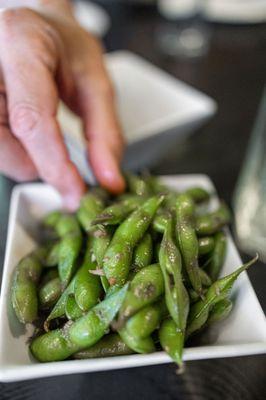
[1,2,266,399]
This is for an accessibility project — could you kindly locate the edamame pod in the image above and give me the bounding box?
[186,256,258,337]
[42,210,62,229]
[198,268,212,287]
[159,318,184,366]
[73,334,134,359]
[65,294,84,320]
[132,233,153,272]
[159,220,189,325]
[119,329,155,354]
[44,277,76,330]
[207,298,233,325]
[39,277,61,309]
[103,195,164,286]
[11,253,43,324]
[56,214,81,237]
[74,258,102,312]
[152,210,171,233]
[31,284,128,362]
[58,233,82,289]
[176,194,203,297]
[126,173,151,197]
[198,237,215,256]
[185,187,210,204]
[125,300,166,339]
[196,204,231,236]
[188,288,207,304]
[207,231,227,281]
[159,220,189,364]
[77,191,105,232]
[53,214,82,288]
[92,196,144,226]
[92,227,113,267]
[118,263,164,323]
[44,242,60,267]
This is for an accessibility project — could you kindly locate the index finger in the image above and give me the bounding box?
[0,17,85,209]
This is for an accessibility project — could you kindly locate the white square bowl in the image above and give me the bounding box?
[58,51,217,181]
[0,175,265,382]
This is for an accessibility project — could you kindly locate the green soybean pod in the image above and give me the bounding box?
[100,276,110,293]
[132,233,153,272]
[30,328,78,362]
[144,175,169,195]
[159,220,189,328]
[44,237,92,328]
[126,173,151,197]
[44,274,76,330]
[91,196,144,226]
[207,298,233,325]
[77,191,105,232]
[39,277,61,309]
[125,300,165,339]
[198,237,215,256]
[44,242,60,267]
[207,231,227,281]
[92,226,113,267]
[74,260,102,312]
[11,253,43,324]
[58,233,82,289]
[118,328,155,354]
[186,256,258,337]
[103,195,164,286]
[198,268,212,287]
[185,187,210,204]
[56,214,81,237]
[73,333,134,359]
[159,318,184,367]
[69,284,129,348]
[42,210,62,229]
[195,203,231,236]
[65,294,84,320]
[118,263,164,323]
[188,288,207,304]
[152,210,171,234]
[176,193,203,297]
[31,284,129,362]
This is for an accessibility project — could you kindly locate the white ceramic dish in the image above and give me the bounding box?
[58,51,217,180]
[0,175,265,382]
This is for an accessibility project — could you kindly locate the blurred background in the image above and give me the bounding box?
[1,1,266,399]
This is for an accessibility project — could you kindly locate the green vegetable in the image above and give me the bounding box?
[31,284,128,362]
[186,256,258,337]
[73,333,134,359]
[103,195,164,286]
[11,252,43,323]
[176,194,203,297]
[196,204,231,236]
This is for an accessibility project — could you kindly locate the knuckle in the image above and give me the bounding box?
[10,104,42,140]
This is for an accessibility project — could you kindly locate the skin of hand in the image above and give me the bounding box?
[0,0,125,210]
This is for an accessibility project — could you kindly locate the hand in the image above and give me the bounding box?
[0,0,125,209]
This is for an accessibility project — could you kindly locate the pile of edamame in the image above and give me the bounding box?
[11,174,257,366]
